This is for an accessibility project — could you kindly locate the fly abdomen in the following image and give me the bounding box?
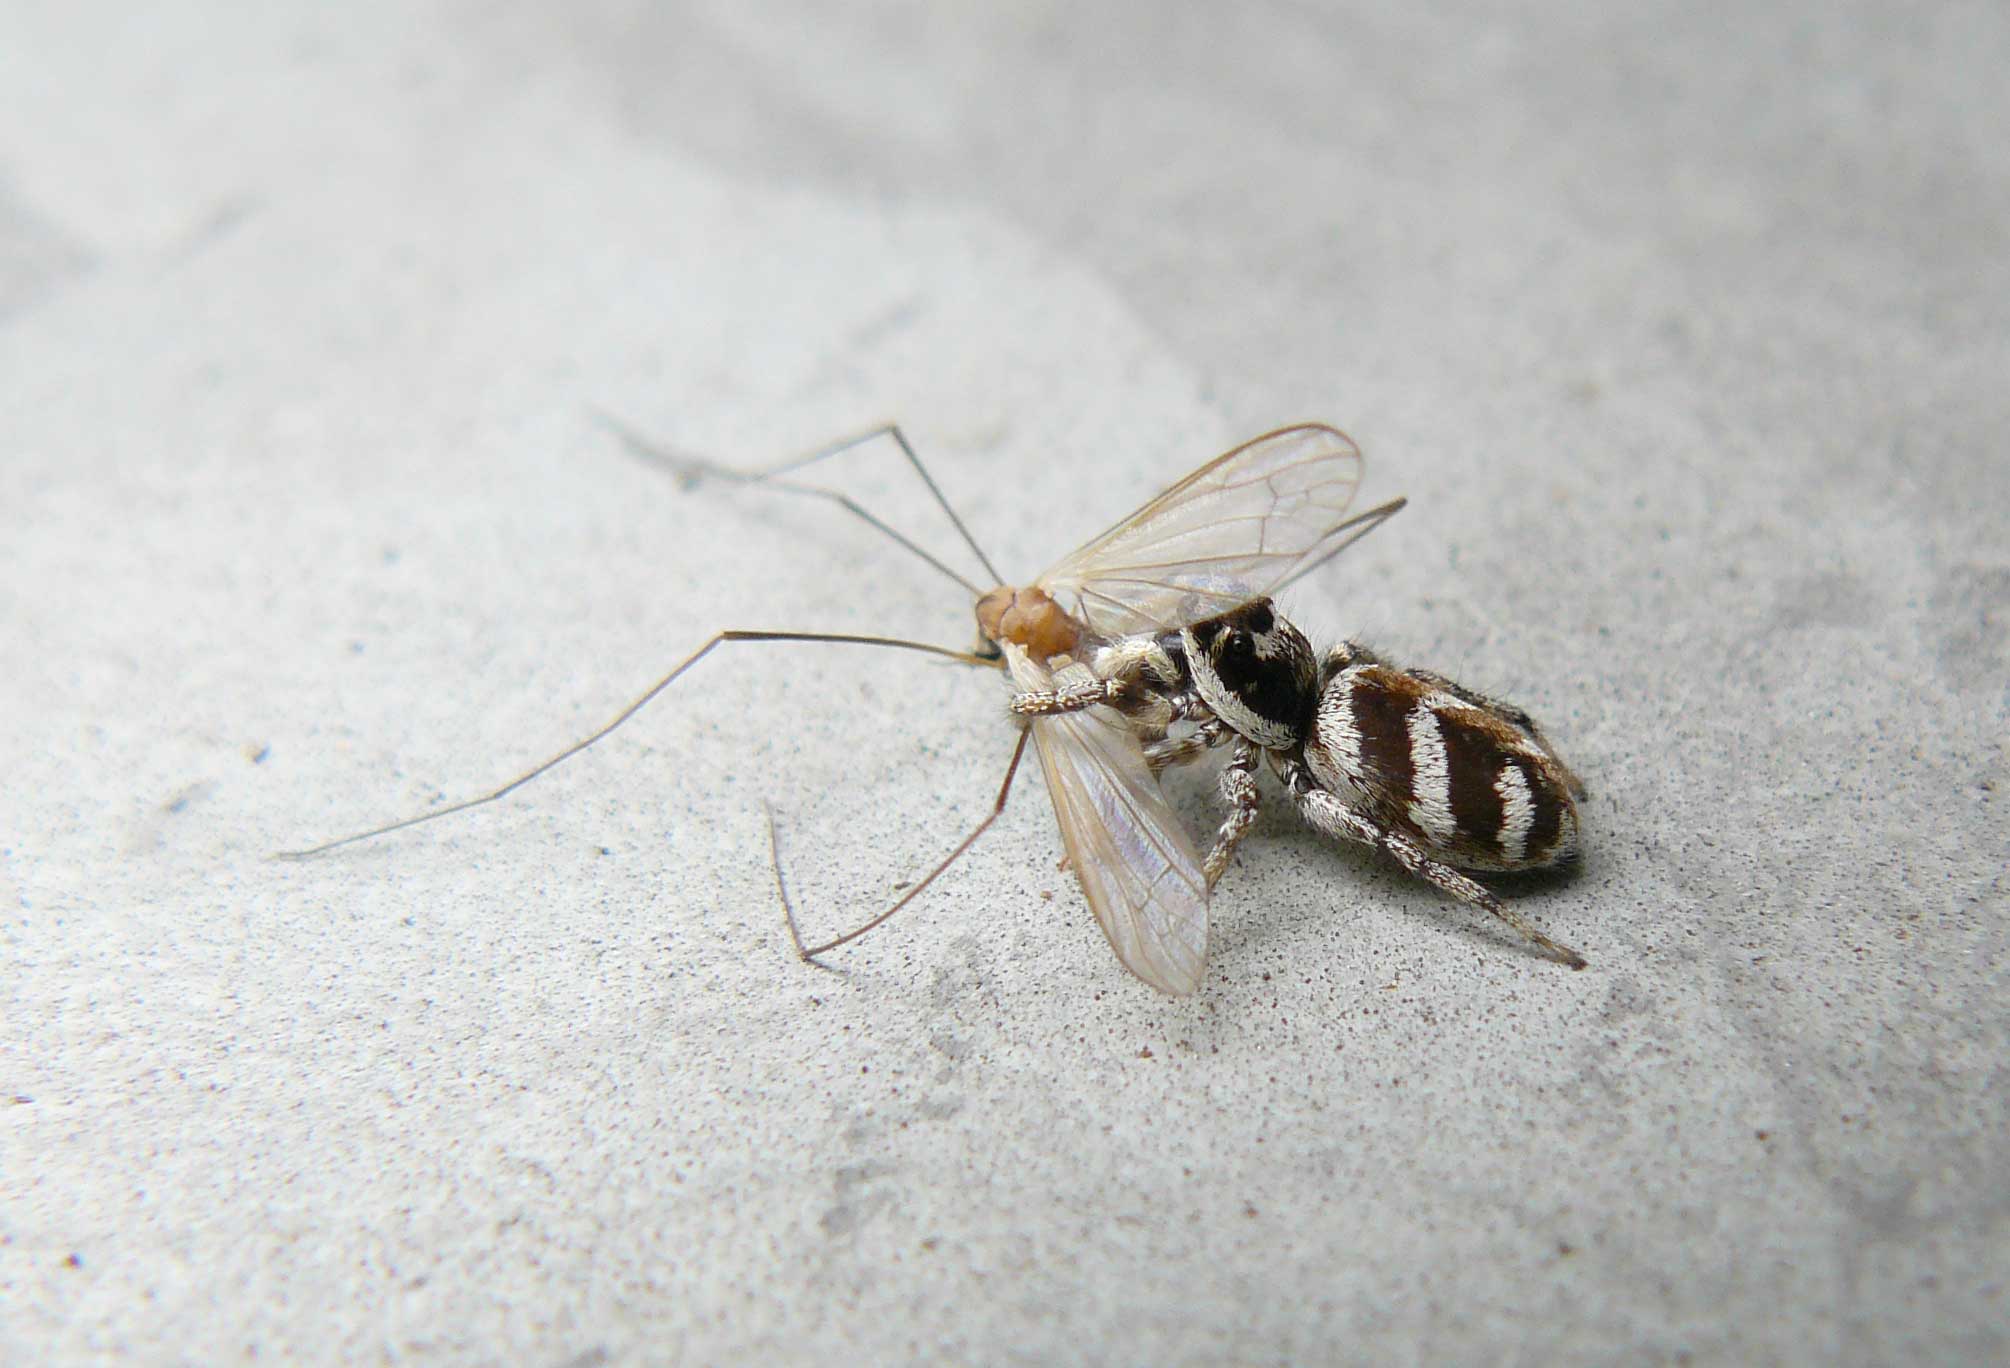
[1304,661,1579,872]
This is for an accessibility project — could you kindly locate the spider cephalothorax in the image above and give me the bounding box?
[1180,599,1319,750]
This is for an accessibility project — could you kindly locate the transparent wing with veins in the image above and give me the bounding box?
[1037,423,1368,638]
[1007,644,1209,996]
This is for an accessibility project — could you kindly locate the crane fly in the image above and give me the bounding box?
[278,422,1402,995]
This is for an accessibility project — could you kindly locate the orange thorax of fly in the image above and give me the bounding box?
[975,586,1083,665]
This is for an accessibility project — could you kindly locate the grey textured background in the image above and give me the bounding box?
[4,3,2006,1363]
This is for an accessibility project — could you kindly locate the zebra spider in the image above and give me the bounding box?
[1039,599,1589,969]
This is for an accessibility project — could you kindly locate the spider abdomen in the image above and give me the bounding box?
[1303,661,1579,872]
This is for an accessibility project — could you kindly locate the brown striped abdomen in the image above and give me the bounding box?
[1302,663,1579,871]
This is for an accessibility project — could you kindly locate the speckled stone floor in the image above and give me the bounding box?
[4,4,2004,1363]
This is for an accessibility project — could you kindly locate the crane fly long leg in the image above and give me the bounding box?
[594,413,1001,596]
[774,729,1031,963]
[776,422,1004,588]
[275,630,998,860]
[771,419,1000,582]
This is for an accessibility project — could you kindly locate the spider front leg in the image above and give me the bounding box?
[1202,737,1262,892]
[1140,716,1235,775]
[1010,636,1200,721]
[1007,678,1129,716]
[1287,771,1587,969]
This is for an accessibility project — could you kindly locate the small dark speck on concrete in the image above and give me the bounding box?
[65,1253,83,1269]
[247,743,270,764]
[163,784,211,814]
[599,846,612,856]
[11,1094,31,1104]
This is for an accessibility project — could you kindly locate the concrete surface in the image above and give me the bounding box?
[4,3,2006,1363]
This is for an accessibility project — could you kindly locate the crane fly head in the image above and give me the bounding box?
[975,585,1083,665]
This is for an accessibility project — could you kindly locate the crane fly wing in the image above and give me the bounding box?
[1007,645,1209,996]
[1036,423,1365,638]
